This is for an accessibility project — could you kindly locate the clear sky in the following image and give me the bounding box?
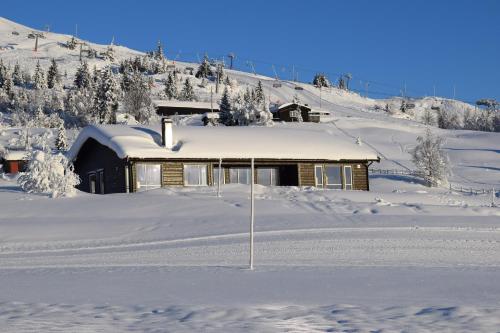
[3,0,499,102]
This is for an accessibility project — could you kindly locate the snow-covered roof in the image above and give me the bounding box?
[69,125,379,162]
[2,150,29,161]
[277,103,312,110]
[153,100,220,110]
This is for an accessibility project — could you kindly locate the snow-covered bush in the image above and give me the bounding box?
[411,128,449,187]
[18,149,80,198]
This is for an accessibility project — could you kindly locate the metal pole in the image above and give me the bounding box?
[210,87,213,113]
[217,158,222,197]
[249,158,255,270]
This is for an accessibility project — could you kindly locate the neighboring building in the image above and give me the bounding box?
[0,150,29,174]
[272,103,312,122]
[202,112,220,126]
[68,120,380,194]
[154,100,220,117]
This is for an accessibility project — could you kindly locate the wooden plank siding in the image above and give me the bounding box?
[298,163,315,186]
[352,163,369,191]
[162,162,184,186]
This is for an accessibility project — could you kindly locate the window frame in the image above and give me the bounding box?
[256,167,279,186]
[212,166,225,186]
[183,164,208,187]
[136,163,162,192]
[314,165,324,187]
[343,165,353,190]
[324,165,343,190]
[229,167,251,185]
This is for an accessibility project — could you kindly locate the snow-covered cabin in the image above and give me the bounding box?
[154,100,220,117]
[272,103,314,122]
[68,120,380,194]
[0,150,29,174]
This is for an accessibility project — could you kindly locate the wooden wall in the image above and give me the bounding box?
[298,163,315,186]
[352,163,369,191]
[161,162,184,186]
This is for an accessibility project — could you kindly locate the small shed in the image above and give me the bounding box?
[272,103,312,122]
[0,150,29,174]
[154,100,220,117]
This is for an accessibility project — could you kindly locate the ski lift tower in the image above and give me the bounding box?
[227,52,236,69]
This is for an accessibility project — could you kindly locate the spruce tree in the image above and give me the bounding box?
[313,73,330,88]
[180,78,196,101]
[55,119,68,151]
[195,54,213,79]
[94,67,118,124]
[164,72,177,100]
[254,81,265,104]
[2,69,13,98]
[219,88,233,125]
[74,61,91,89]
[46,59,60,89]
[0,59,6,88]
[154,40,165,60]
[12,63,23,86]
[33,61,47,90]
[123,70,155,124]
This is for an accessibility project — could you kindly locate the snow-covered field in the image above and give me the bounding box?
[1,173,499,331]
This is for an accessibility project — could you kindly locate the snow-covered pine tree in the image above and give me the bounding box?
[2,68,13,98]
[0,59,6,88]
[94,67,118,124]
[33,61,47,90]
[91,65,100,88]
[313,73,330,88]
[256,100,274,126]
[292,93,301,105]
[74,61,92,89]
[254,81,265,105]
[195,54,213,79]
[180,78,196,101]
[219,87,233,126]
[55,119,68,151]
[123,70,156,124]
[154,40,165,60]
[411,128,449,187]
[46,59,60,89]
[294,104,303,122]
[11,63,23,86]
[18,148,80,198]
[164,72,177,100]
[437,108,461,129]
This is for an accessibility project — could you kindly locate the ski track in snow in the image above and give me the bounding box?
[1,227,500,269]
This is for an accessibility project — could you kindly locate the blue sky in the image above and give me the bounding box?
[3,0,499,102]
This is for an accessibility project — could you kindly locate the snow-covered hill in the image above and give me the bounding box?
[0,16,478,120]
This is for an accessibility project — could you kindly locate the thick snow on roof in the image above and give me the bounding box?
[69,125,379,161]
[2,150,29,161]
[153,100,220,110]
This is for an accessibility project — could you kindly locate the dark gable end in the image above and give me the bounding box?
[73,138,127,194]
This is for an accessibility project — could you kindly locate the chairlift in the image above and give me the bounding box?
[273,81,282,88]
[294,86,304,91]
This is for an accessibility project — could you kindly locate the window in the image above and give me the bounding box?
[213,167,225,185]
[88,172,96,194]
[344,166,353,190]
[325,165,342,189]
[136,163,162,191]
[184,164,208,186]
[314,165,323,186]
[257,168,279,186]
[229,168,251,184]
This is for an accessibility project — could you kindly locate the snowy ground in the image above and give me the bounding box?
[1,175,499,332]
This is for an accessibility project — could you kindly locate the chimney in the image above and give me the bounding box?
[161,118,173,149]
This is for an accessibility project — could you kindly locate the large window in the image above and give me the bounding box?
[184,164,208,186]
[136,163,162,191]
[314,165,324,186]
[213,167,224,185]
[229,168,251,185]
[257,168,279,186]
[344,166,353,190]
[325,165,342,189]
